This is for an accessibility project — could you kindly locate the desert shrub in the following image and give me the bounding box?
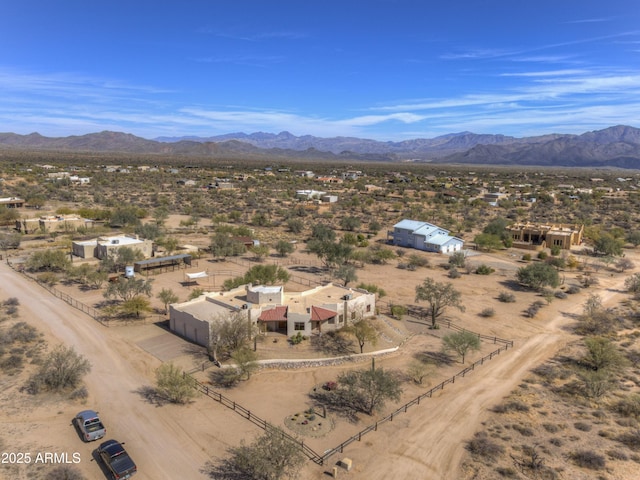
[155,362,197,404]
[522,253,532,261]
[549,437,562,446]
[574,422,592,432]
[45,466,87,480]
[617,429,640,450]
[3,322,39,344]
[479,307,495,318]
[70,386,89,400]
[531,363,570,381]
[448,268,461,279]
[512,424,534,436]
[537,251,548,260]
[493,400,530,413]
[27,345,91,393]
[607,449,628,460]
[475,264,495,275]
[497,291,516,303]
[566,285,581,294]
[390,305,407,319]
[525,303,542,318]
[0,354,23,370]
[407,254,429,269]
[3,297,19,307]
[570,450,606,470]
[465,432,504,459]
[554,291,567,299]
[543,423,560,433]
[613,394,640,419]
[495,466,518,477]
[37,271,60,286]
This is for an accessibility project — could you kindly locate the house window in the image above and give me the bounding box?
[351,311,356,320]
[338,314,343,323]
[328,317,335,324]
[366,304,371,313]
[294,322,305,331]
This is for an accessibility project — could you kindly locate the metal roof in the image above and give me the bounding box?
[134,254,192,266]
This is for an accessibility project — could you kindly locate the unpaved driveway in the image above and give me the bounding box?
[0,261,256,480]
[311,273,628,480]
[1,253,633,480]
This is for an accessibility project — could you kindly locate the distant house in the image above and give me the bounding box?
[506,222,584,251]
[176,179,197,187]
[388,219,463,254]
[316,176,343,184]
[169,283,376,346]
[296,189,326,200]
[482,192,509,206]
[72,234,153,259]
[0,197,25,208]
[16,214,94,233]
[342,170,363,180]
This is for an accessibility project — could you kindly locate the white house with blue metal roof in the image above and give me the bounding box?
[388,219,463,254]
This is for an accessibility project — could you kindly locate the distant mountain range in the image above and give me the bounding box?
[1,125,640,168]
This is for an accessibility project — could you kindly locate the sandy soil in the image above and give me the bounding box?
[0,237,636,480]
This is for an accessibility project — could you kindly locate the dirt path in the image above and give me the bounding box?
[314,274,628,480]
[0,261,256,480]
[0,252,632,480]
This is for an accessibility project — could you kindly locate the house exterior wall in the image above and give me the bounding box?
[39,215,90,232]
[15,218,40,234]
[169,306,211,347]
[392,228,415,247]
[246,286,283,305]
[72,242,96,259]
[287,312,312,336]
[95,238,154,259]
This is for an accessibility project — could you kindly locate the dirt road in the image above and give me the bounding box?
[317,274,627,480]
[0,261,256,480]
[1,254,632,480]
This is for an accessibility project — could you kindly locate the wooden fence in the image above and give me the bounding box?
[8,258,515,465]
[7,261,107,325]
[185,335,513,466]
[318,341,512,463]
[184,373,324,464]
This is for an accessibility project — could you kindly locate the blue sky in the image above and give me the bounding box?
[1,0,639,141]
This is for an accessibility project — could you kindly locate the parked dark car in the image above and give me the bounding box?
[97,439,137,479]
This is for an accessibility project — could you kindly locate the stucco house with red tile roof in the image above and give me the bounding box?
[169,283,376,347]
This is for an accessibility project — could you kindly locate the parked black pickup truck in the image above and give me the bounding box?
[97,439,137,480]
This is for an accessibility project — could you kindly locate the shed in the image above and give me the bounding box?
[134,254,192,275]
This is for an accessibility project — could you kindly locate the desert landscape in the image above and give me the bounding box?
[1,160,640,480]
